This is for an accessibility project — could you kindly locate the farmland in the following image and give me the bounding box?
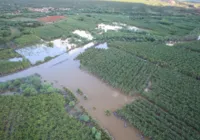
[75,1,200,139]
[77,41,200,139]
[77,48,157,94]
[0,0,200,140]
[0,75,110,140]
[108,41,200,79]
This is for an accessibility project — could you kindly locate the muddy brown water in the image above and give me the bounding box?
[0,43,147,140]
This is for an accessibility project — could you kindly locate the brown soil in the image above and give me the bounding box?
[37,16,65,23]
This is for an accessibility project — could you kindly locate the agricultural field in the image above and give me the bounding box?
[0,75,110,140]
[0,48,30,76]
[77,41,200,139]
[77,48,157,94]
[108,41,200,79]
[0,0,200,140]
[174,40,200,52]
[14,34,41,47]
[75,2,200,138]
[117,98,200,140]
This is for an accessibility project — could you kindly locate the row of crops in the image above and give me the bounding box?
[77,47,157,94]
[77,45,200,139]
[0,75,110,140]
[175,41,200,53]
[117,98,200,140]
[0,94,98,140]
[145,68,200,132]
[108,41,200,79]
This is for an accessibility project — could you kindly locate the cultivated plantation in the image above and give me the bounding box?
[0,0,200,140]
[0,75,110,140]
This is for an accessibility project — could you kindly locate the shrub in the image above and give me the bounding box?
[0,83,8,93]
[69,101,75,107]
[13,79,21,86]
[95,132,101,140]
[92,127,97,135]
[80,114,90,122]
[29,76,41,89]
[23,87,38,96]
[105,110,111,116]
[44,56,52,62]
[47,42,54,47]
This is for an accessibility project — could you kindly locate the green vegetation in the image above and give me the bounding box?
[14,34,41,47]
[175,40,200,53]
[144,68,200,132]
[117,98,200,140]
[77,48,156,94]
[0,48,30,76]
[80,114,90,122]
[63,87,77,103]
[47,42,54,47]
[77,37,200,140]
[109,41,200,78]
[0,75,111,140]
[105,110,111,116]
[84,95,88,100]
[0,49,20,59]
[77,88,84,95]
[44,56,53,62]
[0,60,30,76]
[1,0,200,139]
[1,0,200,76]
[0,94,99,140]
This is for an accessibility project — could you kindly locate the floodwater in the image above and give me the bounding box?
[0,42,146,140]
[97,22,144,32]
[9,57,23,62]
[95,42,108,49]
[16,38,78,64]
[73,30,94,40]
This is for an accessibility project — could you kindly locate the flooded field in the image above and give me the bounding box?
[16,39,82,64]
[0,43,146,140]
[96,22,144,32]
[9,57,23,62]
[95,42,108,49]
[73,30,94,40]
